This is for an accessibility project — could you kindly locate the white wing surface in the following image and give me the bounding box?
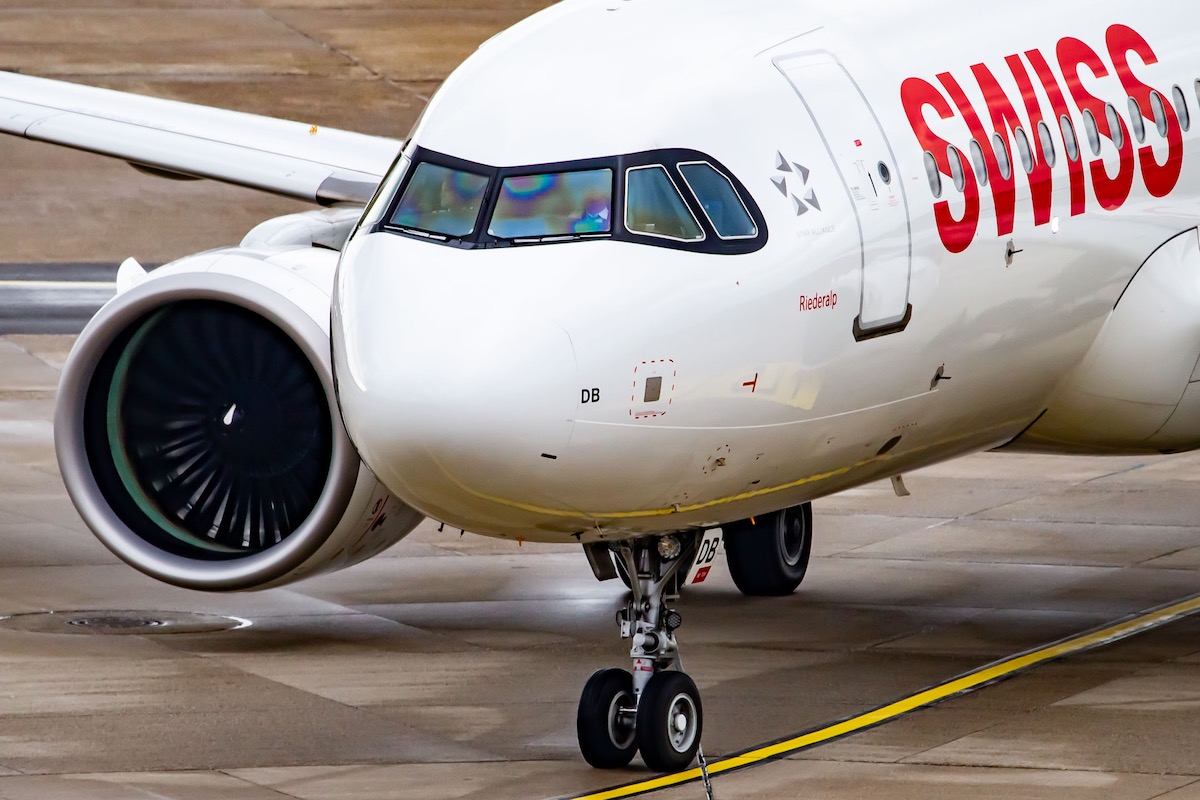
[0,71,403,205]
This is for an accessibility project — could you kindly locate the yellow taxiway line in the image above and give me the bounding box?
[565,592,1200,800]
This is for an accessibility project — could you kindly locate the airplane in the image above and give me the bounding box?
[2,0,1199,774]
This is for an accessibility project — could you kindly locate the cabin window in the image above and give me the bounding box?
[391,162,489,238]
[992,133,1013,180]
[1127,97,1146,143]
[1173,85,1191,132]
[1082,109,1102,155]
[1149,91,1169,137]
[1036,121,1057,168]
[1060,115,1080,162]
[1105,103,1125,150]
[487,169,612,240]
[969,139,988,187]
[922,151,942,198]
[625,166,705,242]
[1015,127,1034,174]
[678,162,757,239]
[947,145,966,192]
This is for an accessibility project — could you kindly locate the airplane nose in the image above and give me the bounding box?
[335,294,579,530]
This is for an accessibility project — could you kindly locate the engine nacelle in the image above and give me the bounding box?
[1010,228,1200,454]
[56,213,423,591]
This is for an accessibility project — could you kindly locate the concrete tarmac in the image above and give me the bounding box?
[3,338,1200,800]
[3,3,1200,799]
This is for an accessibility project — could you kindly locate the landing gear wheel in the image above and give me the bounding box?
[577,668,637,768]
[636,671,702,772]
[724,503,812,596]
[611,553,633,589]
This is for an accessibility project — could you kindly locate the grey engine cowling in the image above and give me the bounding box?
[55,209,423,591]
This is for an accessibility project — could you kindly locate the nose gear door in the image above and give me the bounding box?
[776,51,913,339]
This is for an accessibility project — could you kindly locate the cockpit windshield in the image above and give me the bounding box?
[379,147,766,254]
[489,169,613,240]
[391,162,489,238]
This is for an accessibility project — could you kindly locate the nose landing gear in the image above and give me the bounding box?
[577,535,704,772]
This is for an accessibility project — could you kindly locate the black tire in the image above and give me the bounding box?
[577,668,637,768]
[636,671,702,772]
[723,503,813,596]
[611,552,633,589]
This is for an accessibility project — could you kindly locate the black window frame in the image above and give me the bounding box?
[374,146,767,255]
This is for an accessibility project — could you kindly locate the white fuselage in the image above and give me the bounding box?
[332,0,1200,541]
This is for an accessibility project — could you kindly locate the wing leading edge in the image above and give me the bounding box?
[0,71,403,205]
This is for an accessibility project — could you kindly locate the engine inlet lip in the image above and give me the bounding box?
[56,270,362,592]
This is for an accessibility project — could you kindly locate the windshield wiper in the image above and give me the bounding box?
[394,226,450,242]
[506,232,609,244]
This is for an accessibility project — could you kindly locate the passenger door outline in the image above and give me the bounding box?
[775,51,914,339]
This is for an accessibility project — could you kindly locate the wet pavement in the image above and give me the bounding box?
[2,333,1200,798]
[2,2,1200,798]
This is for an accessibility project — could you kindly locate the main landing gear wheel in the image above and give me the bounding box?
[635,670,702,772]
[577,668,637,768]
[577,535,705,771]
[724,502,813,596]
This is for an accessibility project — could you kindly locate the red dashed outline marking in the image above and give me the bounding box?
[630,359,676,419]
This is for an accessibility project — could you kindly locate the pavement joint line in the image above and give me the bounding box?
[558,591,1200,800]
[1081,463,1149,483]
[215,769,302,800]
[1145,777,1200,799]
[257,5,437,104]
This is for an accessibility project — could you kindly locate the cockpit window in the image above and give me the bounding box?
[390,162,489,238]
[624,165,705,242]
[489,169,613,240]
[378,147,766,254]
[678,162,758,239]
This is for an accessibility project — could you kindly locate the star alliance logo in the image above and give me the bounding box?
[772,151,822,216]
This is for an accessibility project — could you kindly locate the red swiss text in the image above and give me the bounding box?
[901,24,1185,253]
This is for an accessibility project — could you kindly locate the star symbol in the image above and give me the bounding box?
[773,151,821,216]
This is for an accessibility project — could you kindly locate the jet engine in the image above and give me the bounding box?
[55,209,423,591]
[1008,228,1200,454]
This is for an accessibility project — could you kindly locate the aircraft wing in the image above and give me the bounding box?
[0,71,403,205]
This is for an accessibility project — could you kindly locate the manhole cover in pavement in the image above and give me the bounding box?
[0,610,250,635]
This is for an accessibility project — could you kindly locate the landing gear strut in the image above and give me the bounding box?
[577,535,703,772]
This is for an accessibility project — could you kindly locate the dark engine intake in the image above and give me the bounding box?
[55,248,422,591]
